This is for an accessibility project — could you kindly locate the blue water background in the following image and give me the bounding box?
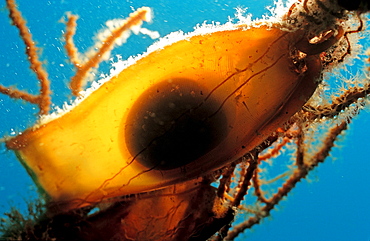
[0,0,369,240]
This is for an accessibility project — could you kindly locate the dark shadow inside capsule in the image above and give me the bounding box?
[125,78,229,170]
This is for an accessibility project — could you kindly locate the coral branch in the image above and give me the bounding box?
[231,152,258,208]
[217,162,236,198]
[4,0,51,115]
[307,120,349,168]
[0,86,39,104]
[303,83,370,120]
[258,136,291,161]
[67,7,152,95]
[64,13,81,67]
[225,118,349,240]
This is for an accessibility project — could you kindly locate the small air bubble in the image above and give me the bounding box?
[10,129,16,135]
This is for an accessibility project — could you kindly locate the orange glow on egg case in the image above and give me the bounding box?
[6,24,330,211]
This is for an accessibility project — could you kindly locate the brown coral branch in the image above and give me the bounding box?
[68,7,151,95]
[231,151,259,208]
[303,83,370,120]
[0,85,39,104]
[217,162,236,198]
[213,151,259,241]
[306,120,349,168]
[4,0,51,115]
[258,136,291,161]
[64,13,81,68]
[253,127,297,204]
[225,118,349,240]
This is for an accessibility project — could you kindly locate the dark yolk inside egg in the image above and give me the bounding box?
[125,78,229,170]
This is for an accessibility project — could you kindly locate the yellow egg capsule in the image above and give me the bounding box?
[6,22,339,211]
